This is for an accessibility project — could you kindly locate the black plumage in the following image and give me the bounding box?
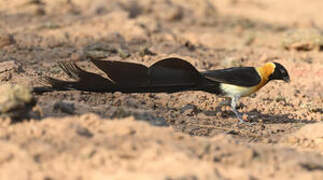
[39,57,221,94]
[202,67,261,87]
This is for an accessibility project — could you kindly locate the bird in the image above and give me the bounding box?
[38,57,290,124]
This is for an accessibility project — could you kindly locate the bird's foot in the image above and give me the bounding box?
[230,96,255,126]
[234,112,255,126]
[237,118,255,126]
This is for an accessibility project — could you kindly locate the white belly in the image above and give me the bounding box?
[220,83,257,97]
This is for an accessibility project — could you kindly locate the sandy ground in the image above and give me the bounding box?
[0,0,322,179]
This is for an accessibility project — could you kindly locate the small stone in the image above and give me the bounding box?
[262,138,272,143]
[34,7,46,16]
[157,4,183,21]
[139,47,156,57]
[53,101,75,114]
[70,52,85,61]
[0,32,15,48]
[117,48,130,59]
[286,136,298,144]
[0,84,36,120]
[282,28,323,51]
[184,41,196,51]
[0,60,22,73]
[75,126,94,138]
[0,72,12,81]
[242,114,248,121]
[181,104,199,116]
[221,106,226,112]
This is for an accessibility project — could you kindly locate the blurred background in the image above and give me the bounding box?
[2,0,323,60]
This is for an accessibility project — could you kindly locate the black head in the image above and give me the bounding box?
[269,62,290,82]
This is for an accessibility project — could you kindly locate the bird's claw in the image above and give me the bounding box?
[237,119,255,126]
[232,107,255,126]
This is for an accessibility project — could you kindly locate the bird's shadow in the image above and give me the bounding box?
[246,109,316,124]
[204,102,316,124]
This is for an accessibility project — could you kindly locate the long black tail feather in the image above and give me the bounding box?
[38,62,114,92]
[35,57,222,94]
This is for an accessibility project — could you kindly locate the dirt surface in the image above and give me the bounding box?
[0,0,322,179]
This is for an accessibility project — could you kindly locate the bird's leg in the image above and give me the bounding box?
[230,96,253,125]
[230,96,243,122]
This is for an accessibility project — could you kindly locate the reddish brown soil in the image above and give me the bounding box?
[0,0,322,179]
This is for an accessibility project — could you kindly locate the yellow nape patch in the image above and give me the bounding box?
[254,62,276,89]
[257,62,276,81]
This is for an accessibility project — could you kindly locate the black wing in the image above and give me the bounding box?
[202,67,261,87]
[148,57,202,87]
